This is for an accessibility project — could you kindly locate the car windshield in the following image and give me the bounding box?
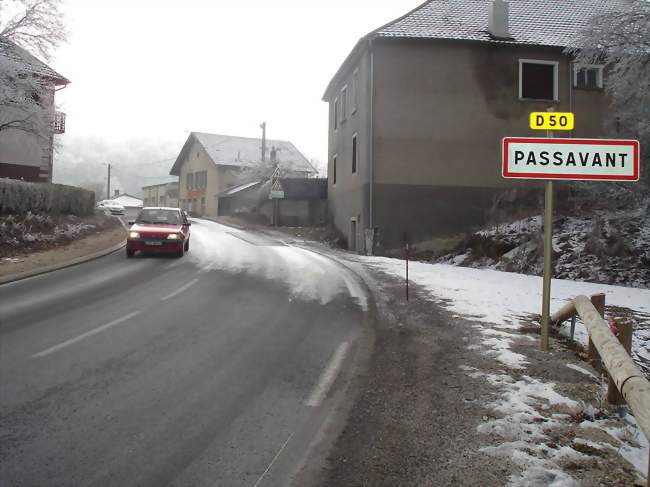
[136,209,181,225]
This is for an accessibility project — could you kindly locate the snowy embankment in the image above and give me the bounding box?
[355,256,649,484]
[437,191,650,289]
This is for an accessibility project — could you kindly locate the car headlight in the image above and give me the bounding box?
[167,233,180,240]
[129,231,140,239]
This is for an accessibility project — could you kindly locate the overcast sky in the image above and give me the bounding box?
[53,0,423,166]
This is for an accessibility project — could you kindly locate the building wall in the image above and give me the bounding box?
[0,129,51,182]
[327,48,372,251]
[327,38,611,250]
[260,199,327,227]
[143,183,179,208]
[0,86,57,182]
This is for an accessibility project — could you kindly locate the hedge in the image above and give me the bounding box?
[0,178,95,216]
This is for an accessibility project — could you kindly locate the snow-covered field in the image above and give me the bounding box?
[356,256,649,484]
[361,258,650,375]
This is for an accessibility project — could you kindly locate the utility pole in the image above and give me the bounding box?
[260,122,266,162]
[106,163,111,200]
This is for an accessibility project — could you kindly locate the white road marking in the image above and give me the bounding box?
[32,311,142,358]
[160,278,199,301]
[306,341,350,407]
[252,432,294,487]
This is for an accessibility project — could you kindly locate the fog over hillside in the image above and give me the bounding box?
[52,135,185,200]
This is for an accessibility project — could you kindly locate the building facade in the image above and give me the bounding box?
[0,39,69,182]
[142,181,179,208]
[324,0,617,253]
[170,132,317,217]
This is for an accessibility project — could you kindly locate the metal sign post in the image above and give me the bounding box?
[540,127,553,351]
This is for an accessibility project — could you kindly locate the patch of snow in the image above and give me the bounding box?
[356,257,650,375]
[188,219,366,307]
[580,411,649,478]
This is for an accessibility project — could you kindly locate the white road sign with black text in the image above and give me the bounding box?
[502,138,640,181]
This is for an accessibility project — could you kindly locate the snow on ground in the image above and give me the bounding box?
[189,219,367,308]
[355,255,650,482]
[357,257,650,375]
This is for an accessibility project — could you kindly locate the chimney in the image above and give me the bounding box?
[270,146,277,164]
[114,189,119,197]
[488,0,510,39]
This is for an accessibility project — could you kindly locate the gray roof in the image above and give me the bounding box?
[373,0,622,47]
[324,0,623,100]
[142,178,178,190]
[219,180,262,197]
[170,132,317,176]
[0,38,69,85]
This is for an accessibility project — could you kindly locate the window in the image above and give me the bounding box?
[519,59,558,101]
[194,170,207,189]
[332,155,337,185]
[334,97,339,130]
[340,85,348,122]
[574,65,603,89]
[352,69,359,114]
[352,134,357,174]
[187,172,194,191]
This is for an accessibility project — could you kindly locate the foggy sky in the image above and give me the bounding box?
[53,0,423,172]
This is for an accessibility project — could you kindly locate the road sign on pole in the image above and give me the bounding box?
[502,138,640,181]
[503,122,640,351]
[269,166,284,199]
[529,112,574,131]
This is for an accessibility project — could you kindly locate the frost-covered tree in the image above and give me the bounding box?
[566,0,650,151]
[0,0,67,138]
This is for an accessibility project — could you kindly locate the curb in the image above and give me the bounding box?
[0,236,127,286]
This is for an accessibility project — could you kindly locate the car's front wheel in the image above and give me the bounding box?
[184,239,189,252]
[126,249,135,258]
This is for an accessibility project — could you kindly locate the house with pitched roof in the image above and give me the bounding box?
[169,132,317,217]
[0,38,70,182]
[324,0,620,253]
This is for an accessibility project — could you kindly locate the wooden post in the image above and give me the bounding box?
[607,318,633,405]
[589,293,605,370]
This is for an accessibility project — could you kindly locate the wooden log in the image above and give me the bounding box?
[574,295,650,444]
[607,319,633,405]
[588,293,605,370]
[551,300,576,324]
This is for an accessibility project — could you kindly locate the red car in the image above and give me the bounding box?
[126,207,191,258]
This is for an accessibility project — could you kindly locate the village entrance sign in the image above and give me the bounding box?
[502,112,640,352]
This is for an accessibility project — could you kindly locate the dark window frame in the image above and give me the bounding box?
[519,59,558,101]
[352,134,357,174]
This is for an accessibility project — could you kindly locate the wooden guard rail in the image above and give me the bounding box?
[552,294,650,485]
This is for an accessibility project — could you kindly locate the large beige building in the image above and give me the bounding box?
[0,39,69,182]
[324,0,619,253]
[169,132,317,217]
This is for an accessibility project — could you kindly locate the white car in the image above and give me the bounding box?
[97,200,125,215]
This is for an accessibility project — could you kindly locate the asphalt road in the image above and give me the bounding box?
[0,218,366,487]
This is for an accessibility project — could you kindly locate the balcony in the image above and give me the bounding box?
[53,111,66,134]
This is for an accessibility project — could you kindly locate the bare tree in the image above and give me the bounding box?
[566,0,650,151]
[0,0,67,139]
